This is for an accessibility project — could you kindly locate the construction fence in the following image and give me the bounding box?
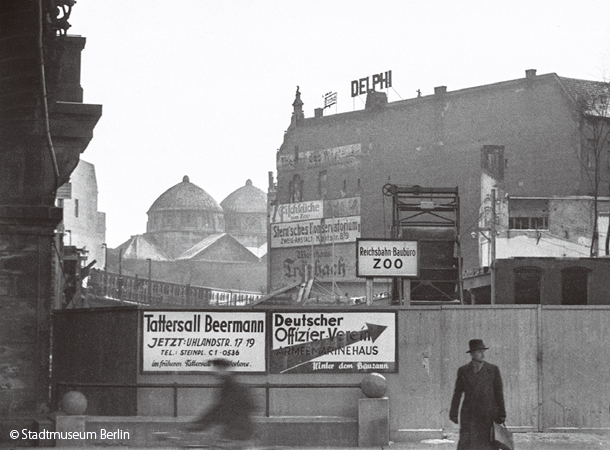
[52,305,610,434]
[397,304,610,434]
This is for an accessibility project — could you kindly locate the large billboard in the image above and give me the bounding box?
[269,311,397,374]
[141,311,266,373]
[269,197,362,290]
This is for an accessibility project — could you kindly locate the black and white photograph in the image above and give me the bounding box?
[1,1,610,449]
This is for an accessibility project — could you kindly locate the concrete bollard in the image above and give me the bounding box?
[358,397,390,447]
[358,373,389,447]
[53,391,88,446]
[54,414,87,447]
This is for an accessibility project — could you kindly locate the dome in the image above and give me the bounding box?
[220,179,267,213]
[148,175,222,213]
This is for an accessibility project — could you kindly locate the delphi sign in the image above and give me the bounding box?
[356,239,418,278]
[351,70,392,97]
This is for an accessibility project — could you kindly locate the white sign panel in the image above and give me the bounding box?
[324,92,337,108]
[270,216,360,248]
[271,197,361,224]
[142,311,266,372]
[270,311,397,374]
[357,239,418,278]
[272,200,324,223]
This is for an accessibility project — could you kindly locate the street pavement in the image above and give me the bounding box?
[385,431,610,449]
[29,432,610,450]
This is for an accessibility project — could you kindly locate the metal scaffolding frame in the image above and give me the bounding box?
[383,184,463,303]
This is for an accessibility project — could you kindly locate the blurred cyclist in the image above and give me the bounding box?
[186,358,255,446]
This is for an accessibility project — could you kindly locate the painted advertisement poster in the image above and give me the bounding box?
[325,197,361,218]
[271,200,324,223]
[270,311,397,374]
[278,143,365,169]
[141,311,266,373]
[270,216,360,248]
[270,243,357,287]
[270,197,361,224]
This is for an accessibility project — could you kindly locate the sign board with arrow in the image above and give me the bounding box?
[270,311,397,374]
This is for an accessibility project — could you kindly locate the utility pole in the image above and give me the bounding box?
[118,248,123,302]
[490,189,497,305]
[102,243,108,297]
[102,243,107,271]
[147,258,152,304]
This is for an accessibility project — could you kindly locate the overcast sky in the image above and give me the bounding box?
[68,1,610,247]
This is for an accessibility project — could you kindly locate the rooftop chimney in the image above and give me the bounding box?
[314,107,323,118]
[525,69,537,80]
[365,90,388,110]
[434,86,447,96]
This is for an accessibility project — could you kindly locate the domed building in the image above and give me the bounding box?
[146,175,225,259]
[108,176,268,296]
[221,179,267,248]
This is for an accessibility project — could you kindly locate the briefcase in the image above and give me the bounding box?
[491,422,514,450]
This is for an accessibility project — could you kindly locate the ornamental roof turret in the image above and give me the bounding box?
[290,86,304,126]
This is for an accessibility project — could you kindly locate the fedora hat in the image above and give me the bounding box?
[467,339,489,353]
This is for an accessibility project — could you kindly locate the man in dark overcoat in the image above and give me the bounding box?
[450,339,506,450]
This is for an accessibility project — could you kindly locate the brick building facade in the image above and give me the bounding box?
[270,70,609,300]
[0,1,101,427]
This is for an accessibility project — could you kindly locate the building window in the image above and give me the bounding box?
[318,171,327,200]
[514,266,542,304]
[289,175,303,203]
[74,199,79,217]
[481,145,505,179]
[509,198,549,230]
[581,139,596,169]
[561,267,589,305]
[509,217,548,230]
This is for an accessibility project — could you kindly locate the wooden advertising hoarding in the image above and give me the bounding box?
[141,310,266,373]
[269,311,397,374]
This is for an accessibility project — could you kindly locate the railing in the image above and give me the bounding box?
[54,381,361,417]
[87,269,263,307]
